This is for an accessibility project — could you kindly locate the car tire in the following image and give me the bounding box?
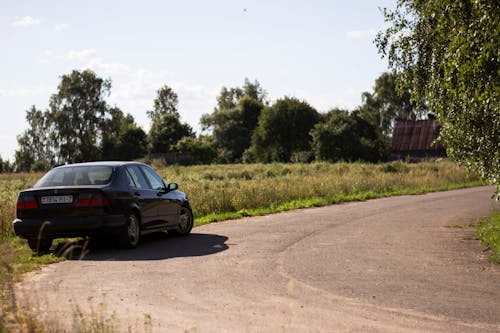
[27,238,53,255]
[118,213,141,248]
[170,205,193,236]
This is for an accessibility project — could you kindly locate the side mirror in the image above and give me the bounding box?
[167,182,178,191]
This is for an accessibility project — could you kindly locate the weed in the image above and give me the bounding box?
[475,212,500,263]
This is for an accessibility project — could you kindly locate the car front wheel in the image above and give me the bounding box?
[171,206,193,236]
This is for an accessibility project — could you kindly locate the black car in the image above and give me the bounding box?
[13,161,193,253]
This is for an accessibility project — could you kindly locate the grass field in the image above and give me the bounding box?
[152,160,484,224]
[0,160,491,332]
[0,160,484,238]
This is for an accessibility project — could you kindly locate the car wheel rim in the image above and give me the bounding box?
[179,209,192,233]
[128,215,139,245]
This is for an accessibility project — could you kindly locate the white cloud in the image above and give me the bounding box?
[112,69,163,100]
[276,88,362,113]
[60,49,98,61]
[43,49,129,76]
[12,16,40,27]
[108,69,217,132]
[54,23,69,32]
[41,48,217,132]
[87,59,130,76]
[44,48,98,62]
[174,83,219,130]
[346,29,377,39]
[108,69,173,129]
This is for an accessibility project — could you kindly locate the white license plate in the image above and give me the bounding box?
[41,195,73,204]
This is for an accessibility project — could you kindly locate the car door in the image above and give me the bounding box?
[140,165,179,226]
[124,165,159,226]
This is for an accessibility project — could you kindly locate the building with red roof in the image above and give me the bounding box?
[390,118,446,161]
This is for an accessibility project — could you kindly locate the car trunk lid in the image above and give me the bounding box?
[16,187,110,219]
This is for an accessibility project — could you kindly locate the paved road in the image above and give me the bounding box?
[17,187,500,332]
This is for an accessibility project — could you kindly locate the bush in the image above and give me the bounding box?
[250,97,319,162]
[30,160,50,172]
[173,136,217,165]
[311,109,388,162]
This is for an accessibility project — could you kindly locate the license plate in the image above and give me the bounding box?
[41,195,73,204]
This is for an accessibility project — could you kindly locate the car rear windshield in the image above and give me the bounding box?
[34,166,114,187]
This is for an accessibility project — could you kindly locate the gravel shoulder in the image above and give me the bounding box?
[17,186,500,332]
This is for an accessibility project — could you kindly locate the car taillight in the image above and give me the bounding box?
[16,195,39,210]
[75,193,109,208]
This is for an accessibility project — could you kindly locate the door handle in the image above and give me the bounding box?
[133,192,141,197]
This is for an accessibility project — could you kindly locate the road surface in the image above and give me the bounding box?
[17,186,500,332]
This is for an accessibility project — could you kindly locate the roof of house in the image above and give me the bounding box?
[391,119,445,153]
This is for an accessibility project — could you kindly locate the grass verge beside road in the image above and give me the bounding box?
[0,238,62,333]
[475,212,500,264]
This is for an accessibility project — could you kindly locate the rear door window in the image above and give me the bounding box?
[125,166,150,189]
[140,166,165,190]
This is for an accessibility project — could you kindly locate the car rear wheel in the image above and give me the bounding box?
[170,206,193,236]
[118,213,140,248]
[27,238,53,255]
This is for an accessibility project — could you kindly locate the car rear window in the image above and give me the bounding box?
[34,166,114,187]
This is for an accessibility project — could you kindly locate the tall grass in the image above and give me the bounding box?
[155,161,483,223]
[0,161,483,238]
[0,173,42,238]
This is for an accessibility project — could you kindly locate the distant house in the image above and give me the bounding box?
[390,118,446,161]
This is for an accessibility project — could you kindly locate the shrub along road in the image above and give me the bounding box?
[16,187,499,332]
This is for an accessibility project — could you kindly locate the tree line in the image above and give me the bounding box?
[10,71,415,171]
[6,68,418,172]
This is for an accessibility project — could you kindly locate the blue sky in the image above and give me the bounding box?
[0,0,396,161]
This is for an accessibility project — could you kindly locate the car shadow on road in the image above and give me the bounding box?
[56,232,229,261]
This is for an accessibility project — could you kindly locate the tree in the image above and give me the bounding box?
[173,136,217,165]
[201,96,264,162]
[48,69,112,164]
[201,79,266,162]
[311,109,388,162]
[149,114,194,154]
[0,155,12,173]
[212,78,267,111]
[148,85,194,154]
[359,72,419,135]
[101,107,147,160]
[250,97,319,162]
[118,127,148,160]
[376,0,500,195]
[15,69,148,169]
[147,85,179,121]
[14,106,54,171]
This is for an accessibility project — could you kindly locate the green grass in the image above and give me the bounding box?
[475,212,500,263]
[0,238,63,333]
[0,160,489,332]
[165,161,483,225]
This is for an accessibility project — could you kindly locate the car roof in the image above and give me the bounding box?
[53,161,144,169]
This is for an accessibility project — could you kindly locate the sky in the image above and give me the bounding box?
[0,0,397,161]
